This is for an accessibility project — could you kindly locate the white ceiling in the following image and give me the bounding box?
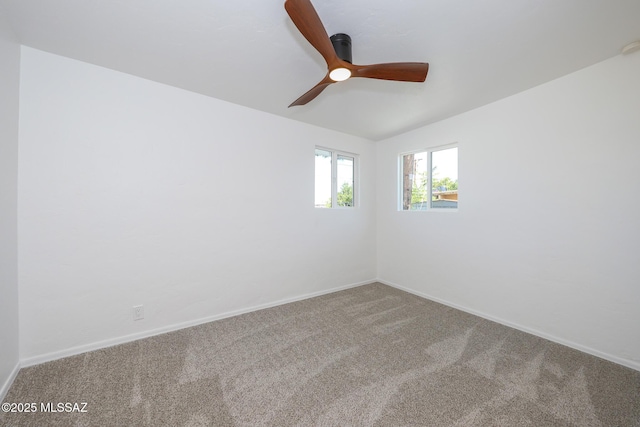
[1,0,639,140]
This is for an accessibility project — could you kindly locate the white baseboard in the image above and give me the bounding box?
[0,362,21,402]
[20,279,375,368]
[377,278,640,373]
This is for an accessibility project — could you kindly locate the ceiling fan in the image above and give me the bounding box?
[284,0,430,107]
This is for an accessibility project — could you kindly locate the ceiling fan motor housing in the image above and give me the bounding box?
[330,33,352,63]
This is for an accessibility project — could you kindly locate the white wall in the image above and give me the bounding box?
[14,43,640,373]
[377,52,640,370]
[0,14,21,399]
[18,47,376,363]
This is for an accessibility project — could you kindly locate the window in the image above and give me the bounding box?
[400,146,458,210]
[315,147,357,208]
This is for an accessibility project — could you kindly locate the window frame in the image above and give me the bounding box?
[315,146,359,209]
[398,143,458,212]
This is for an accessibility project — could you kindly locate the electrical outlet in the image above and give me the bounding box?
[133,305,144,321]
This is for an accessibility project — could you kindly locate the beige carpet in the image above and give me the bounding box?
[2,283,639,426]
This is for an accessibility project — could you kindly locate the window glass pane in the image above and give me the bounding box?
[431,147,458,209]
[315,149,332,208]
[336,155,354,207]
[402,151,428,210]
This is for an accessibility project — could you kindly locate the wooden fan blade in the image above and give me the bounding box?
[352,62,429,82]
[284,0,338,66]
[289,75,334,107]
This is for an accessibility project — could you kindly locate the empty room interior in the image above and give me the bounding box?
[1,0,639,425]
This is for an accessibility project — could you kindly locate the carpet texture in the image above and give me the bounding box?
[2,283,639,426]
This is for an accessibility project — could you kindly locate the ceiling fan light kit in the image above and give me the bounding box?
[284,0,429,107]
[329,67,351,82]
